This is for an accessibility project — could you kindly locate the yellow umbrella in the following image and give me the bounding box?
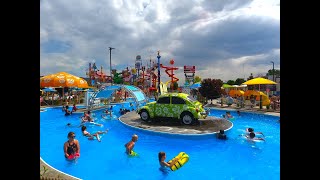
[242,77,277,85]
[242,77,276,91]
[40,72,89,88]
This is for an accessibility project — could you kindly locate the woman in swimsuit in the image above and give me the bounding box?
[81,125,108,142]
[63,132,80,160]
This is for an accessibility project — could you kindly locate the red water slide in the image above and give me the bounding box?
[160,59,179,85]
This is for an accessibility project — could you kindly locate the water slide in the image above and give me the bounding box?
[160,82,168,94]
[244,90,270,106]
[229,90,244,97]
[160,64,179,85]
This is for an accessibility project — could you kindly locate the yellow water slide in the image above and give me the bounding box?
[160,81,168,94]
[229,90,244,97]
[244,90,270,106]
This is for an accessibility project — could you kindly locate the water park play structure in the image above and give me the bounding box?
[88,51,200,97]
[160,59,179,90]
[83,52,200,100]
[184,65,196,86]
[87,63,111,85]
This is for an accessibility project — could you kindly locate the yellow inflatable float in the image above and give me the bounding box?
[167,152,189,171]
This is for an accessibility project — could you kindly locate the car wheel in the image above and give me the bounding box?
[140,110,150,121]
[180,112,194,125]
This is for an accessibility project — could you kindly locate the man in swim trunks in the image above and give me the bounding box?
[124,134,138,155]
[63,132,80,159]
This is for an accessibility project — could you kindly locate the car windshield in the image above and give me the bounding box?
[186,95,197,103]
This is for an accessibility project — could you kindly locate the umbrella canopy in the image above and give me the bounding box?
[242,77,277,85]
[42,87,57,92]
[242,77,276,92]
[40,72,89,88]
[189,83,201,89]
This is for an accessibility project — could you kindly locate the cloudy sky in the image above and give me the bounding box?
[40,0,280,85]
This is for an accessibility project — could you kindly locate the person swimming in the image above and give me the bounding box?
[245,132,265,142]
[246,128,264,136]
[225,111,233,119]
[81,125,108,142]
[217,130,227,140]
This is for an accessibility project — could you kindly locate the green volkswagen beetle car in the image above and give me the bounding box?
[137,93,208,125]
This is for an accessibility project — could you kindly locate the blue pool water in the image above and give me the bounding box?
[40,105,280,180]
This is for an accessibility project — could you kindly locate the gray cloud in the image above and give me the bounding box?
[40,0,280,84]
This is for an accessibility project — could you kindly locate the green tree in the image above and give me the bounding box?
[173,81,178,90]
[113,73,123,84]
[234,78,246,85]
[267,69,280,76]
[199,78,224,104]
[226,80,235,85]
[194,76,201,83]
[247,73,254,81]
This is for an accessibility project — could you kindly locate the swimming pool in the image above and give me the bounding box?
[40,105,280,180]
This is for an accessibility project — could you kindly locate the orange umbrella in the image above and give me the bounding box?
[229,90,244,97]
[40,72,89,88]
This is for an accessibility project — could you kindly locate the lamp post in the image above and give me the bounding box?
[109,47,115,84]
[157,51,161,95]
[270,61,275,95]
[270,61,274,82]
